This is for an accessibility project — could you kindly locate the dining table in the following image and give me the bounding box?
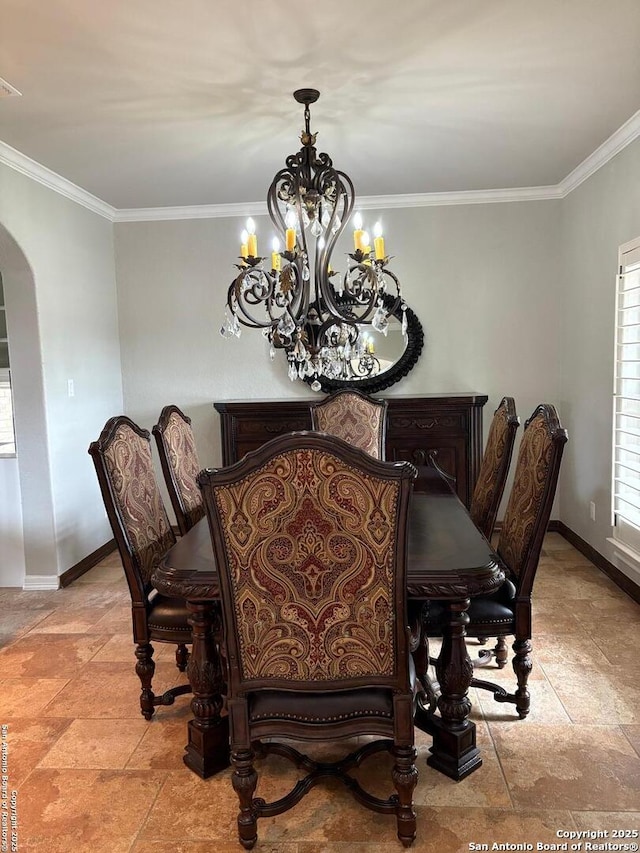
[152,466,506,782]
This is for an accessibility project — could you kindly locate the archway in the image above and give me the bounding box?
[0,223,57,587]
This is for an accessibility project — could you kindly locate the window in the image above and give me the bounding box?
[0,271,16,456]
[612,237,640,553]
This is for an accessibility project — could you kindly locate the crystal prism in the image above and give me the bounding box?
[372,305,389,336]
[277,313,296,338]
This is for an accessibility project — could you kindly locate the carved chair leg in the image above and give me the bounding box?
[175,643,189,672]
[135,642,156,721]
[512,638,533,719]
[232,747,258,850]
[495,636,508,669]
[392,744,418,848]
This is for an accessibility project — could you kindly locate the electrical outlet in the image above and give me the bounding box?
[589,501,596,522]
[67,379,75,398]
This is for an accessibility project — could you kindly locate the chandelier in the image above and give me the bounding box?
[221,88,408,391]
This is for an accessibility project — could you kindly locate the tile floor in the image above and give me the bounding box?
[1,533,639,852]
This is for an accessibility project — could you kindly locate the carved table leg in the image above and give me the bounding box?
[415,598,481,781]
[183,600,230,778]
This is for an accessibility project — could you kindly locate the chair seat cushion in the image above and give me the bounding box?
[148,593,192,640]
[249,688,394,724]
[423,579,517,636]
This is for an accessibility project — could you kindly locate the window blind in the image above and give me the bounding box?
[613,241,640,553]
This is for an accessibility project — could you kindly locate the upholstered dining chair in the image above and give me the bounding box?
[152,404,205,535]
[469,396,520,541]
[309,388,388,459]
[422,403,568,719]
[88,415,192,719]
[198,432,418,849]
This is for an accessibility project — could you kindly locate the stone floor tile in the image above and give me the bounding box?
[25,607,114,634]
[541,662,640,724]
[139,770,239,842]
[126,719,192,771]
[16,768,166,853]
[41,660,190,719]
[570,811,640,831]
[0,609,54,647]
[0,678,69,716]
[92,603,134,633]
[0,633,110,677]
[37,718,148,769]
[53,584,129,609]
[74,562,124,584]
[0,718,72,787]
[492,723,640,810]
[621,725,640,757]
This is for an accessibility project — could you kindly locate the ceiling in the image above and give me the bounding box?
[1,0,640,211]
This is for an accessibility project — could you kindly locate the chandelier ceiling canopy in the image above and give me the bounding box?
[221,89,415,391]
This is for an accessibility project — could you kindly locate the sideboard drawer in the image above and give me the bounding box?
[235,416,311,439]
[387,412,466,437]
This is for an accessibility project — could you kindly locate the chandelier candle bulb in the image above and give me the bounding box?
[362,232,372,265]
[240,229,249,260]
[271,238,281,271]
[373,222,385,260]
[246,218,257,257]
[353,212,365,252]
[285,209,297,252]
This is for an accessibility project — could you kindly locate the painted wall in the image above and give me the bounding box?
[0,457,25,586]
[559,136,640,584]
[114,200,562,515]
[0,163,122,585]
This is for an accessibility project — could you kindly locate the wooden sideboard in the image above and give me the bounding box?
[214,393,488,507]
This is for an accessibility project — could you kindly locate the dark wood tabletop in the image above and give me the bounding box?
[155,468,505,602]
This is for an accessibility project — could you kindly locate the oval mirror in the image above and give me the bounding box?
[300,294,424,394]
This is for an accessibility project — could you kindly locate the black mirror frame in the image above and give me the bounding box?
[302,295,424,394]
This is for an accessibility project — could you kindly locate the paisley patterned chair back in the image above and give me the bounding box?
[469,397,519,540]
[310,388,388,460]
[153,405,205,535]
[89,416,192,720]
[90,416,176,601]
[497,403,568,598]
[198,432,418,847]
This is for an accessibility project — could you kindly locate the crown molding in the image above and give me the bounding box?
[113,200,267,222]
[0,140,116,221]
[114,185,561,222]
[3,107,640,222]
[357,186,562,209]
[558,108,640,197]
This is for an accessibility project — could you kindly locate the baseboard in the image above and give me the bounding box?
[23,575,61,591]
[59,539,116,588]
[555,521,640,605]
